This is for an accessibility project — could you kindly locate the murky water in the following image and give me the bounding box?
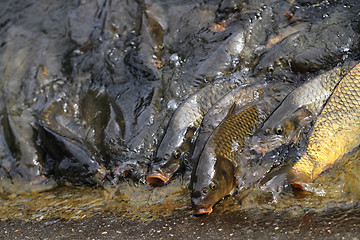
[0,0,359,238]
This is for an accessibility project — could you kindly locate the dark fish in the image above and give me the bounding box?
[37,88,125,185]
[190,83,294,215]
[142,3,166,68]
[252,64,354,156]
[146,80,239,186]
[254,3,360,76]
[194,27,245,80]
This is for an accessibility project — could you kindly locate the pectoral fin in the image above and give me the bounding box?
[293,107,313,127]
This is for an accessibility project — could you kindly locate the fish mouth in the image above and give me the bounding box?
[251,144,268,156]
[146,171,170,186]
[209,22,226,32]
[193,206,213,215]
[290,172,312,190]
[251,136,281,156]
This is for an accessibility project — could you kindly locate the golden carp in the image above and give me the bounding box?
[252,64,354,156]
[146,80,239,186]
[191,81,294,169]
[190,83,266,171]
[291,63,360,187]
[190,83,291,215]
[191,104,258,215]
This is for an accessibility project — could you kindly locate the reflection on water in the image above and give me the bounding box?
[0,0,359,234]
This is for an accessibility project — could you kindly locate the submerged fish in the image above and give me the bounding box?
[252,64,354,156]
[37,88,125,185]
[146,80,239,186]
[291,63,360,187]
[190,83,291,215]
[194,26,245,80]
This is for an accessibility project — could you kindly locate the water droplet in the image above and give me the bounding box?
[167,99,178,110]
[170,53,181,66]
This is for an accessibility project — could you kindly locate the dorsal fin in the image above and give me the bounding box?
[226,102,237,118]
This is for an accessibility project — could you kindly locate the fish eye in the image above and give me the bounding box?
[267,65,274,73]
[264,128,271,136]
[172,150,181,159]
[209,182,218,191]
[274,125,284,135]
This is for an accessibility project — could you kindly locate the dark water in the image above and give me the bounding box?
[0,0,360,238]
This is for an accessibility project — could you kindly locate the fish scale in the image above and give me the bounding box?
[213,104,259,160]
[191,83,293,215]
[190,103,260,215]
[293,63,360,181]
[147,80,239,185]
[252,64,355,156]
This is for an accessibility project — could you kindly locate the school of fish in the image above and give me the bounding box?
[2,0,360,218]
[145,0,360,214]
[148,62,360,215]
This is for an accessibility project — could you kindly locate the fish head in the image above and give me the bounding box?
[147,128,191,186]
[252,107,312,155]
[253,49,293,79]
[190,153,236,215]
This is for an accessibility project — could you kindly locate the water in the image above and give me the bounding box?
[0,0,359,238]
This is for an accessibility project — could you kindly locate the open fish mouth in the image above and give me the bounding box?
[146,171,170,186]
[193,206,213,215]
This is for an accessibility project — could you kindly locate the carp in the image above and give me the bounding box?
[146,79,239,186]
[190,104,258,215]
[252,64,354,156]
[291,63,360,187]
[190,82,266,170]
[191,81,294,170]
[190,83,291,215]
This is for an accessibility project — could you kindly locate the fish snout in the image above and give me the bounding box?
[146,167,171,186]
[193,205,213,215]
[191,190,213,215]
[146,155,178,186]
[251,134,284,156]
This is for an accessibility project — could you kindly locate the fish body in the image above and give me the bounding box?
[195,26,245,80]
[190,82,291,215]
[252,65,353,155]
[190,83,265,169]
[254,3,360,76]
[291,63,360,185]
[37,89,124,185]
[147,79,239,185]
[191,81,293,169]
[191,103,259,215]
